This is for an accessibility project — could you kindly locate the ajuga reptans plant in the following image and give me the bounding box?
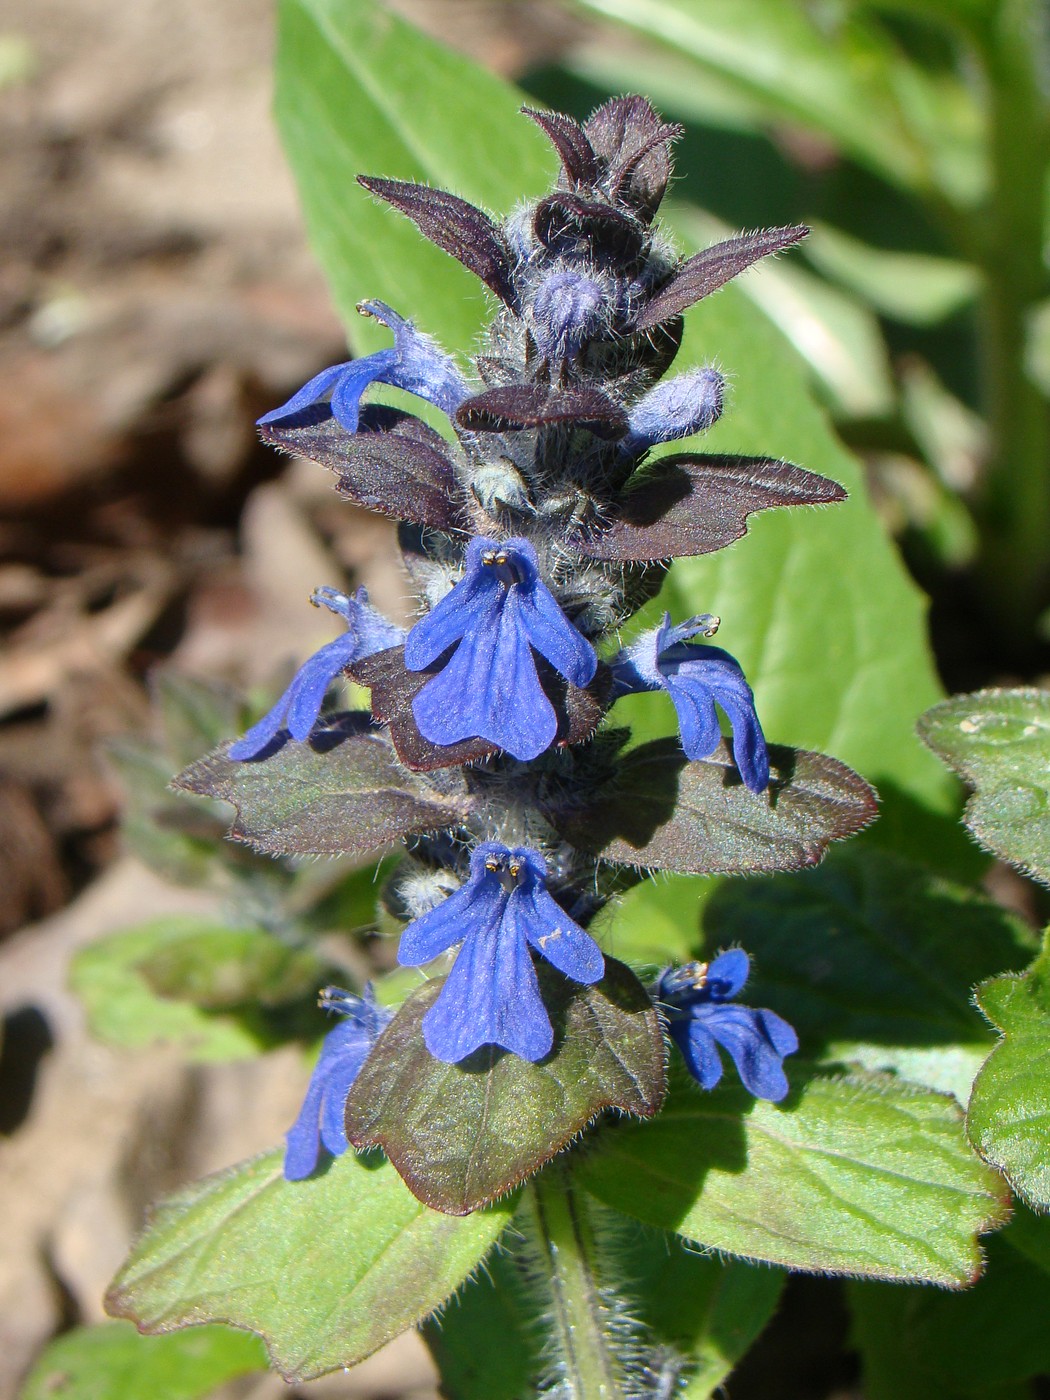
[177,97,877,1213]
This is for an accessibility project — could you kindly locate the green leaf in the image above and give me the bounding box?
[850,1208,1050,1398]
[703,848,1036,1099]
[620,1229,785,1398]
[667,206,896,420]
[138,925,326,1010]
[106,1148,514,1383]
[967,934,1050,1210]
[918,687,1050,885]
[572,0,987,207]
[174,726,469,859]
[803,220,979,326]
[345,958,666,1215]
[275,0,553,348]
[547,738,877,876]
[71,919,284,1062]
[19,1322,265,1400]
[579,1067,1007,1286]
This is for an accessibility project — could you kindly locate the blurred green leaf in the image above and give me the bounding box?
[346,959,665,1215]
[19,1322,265,1400]
[572,0,987,205]
[580,1066,1007,1285]
[850,1208,1050,1398]
[967,933,1050,1210]
[106,1148,514,1382]
[275,0,553,349]
[72,918,285,1062]
[804,220,979,325]
[139,925,326,1010]
[919,687,1050,885]
[669,206,896,418]
[703,848,1036,1100]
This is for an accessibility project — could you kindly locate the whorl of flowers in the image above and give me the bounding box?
[227,98,869,1180]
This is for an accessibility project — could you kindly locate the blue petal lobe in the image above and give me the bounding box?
[509,884,604,984]
[518,582,597,687]
[699,1004,793,1102]
[283,1072,327,1180]
[282,1017,377,1181]
[397,874,502,966]
[403,559,495,670]
[411,595,557,759]
[422,910,553,1063]
[706,948,750,999]
[672,1018,724,1089]
[258,362,352,427]
[663,673,722,759]
[329,349,400,433]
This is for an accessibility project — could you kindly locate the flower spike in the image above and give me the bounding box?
[229,587,405,760]
[658,952,798,1101]
[404,536,597,762]
[397,842,605,1063]
[283,985,392,1181]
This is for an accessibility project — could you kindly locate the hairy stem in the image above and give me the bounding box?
[526,1165,626,1400]
[974,0,1050,632]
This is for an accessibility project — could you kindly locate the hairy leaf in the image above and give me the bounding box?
[918,687,1050,886]
[106,1149,513,1382]
[345,958,665,1215]
[850,1209,1050,1398]
[547,738,877,874]
[174,723,468,857]
[522,105,598,187]
[967,935,1050,1210]
[20,1322,266,1400]
[580,1066,1008,1286]
[455,382,628,439]
[533,192,646,260]
[584,94,679,220]
[261,406,466,532]
[577,453,845,561]
[704,848,1036,1099]
[633,226,809,330]
[357,176,517,306]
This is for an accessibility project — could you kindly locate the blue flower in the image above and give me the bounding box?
[397,842,605,1063]
[229,586,405,760]
[624,367,724,454]
[403,536,597,761]
[258,300,468,433]
[611,612,769,792]
[658,951,797,1102]
[284,985,392,1181]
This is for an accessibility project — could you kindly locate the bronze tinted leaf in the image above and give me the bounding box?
[357,176,517,306]
[262,407,465,531]
[583,96,678,221]
[345,957,665,1215]
[522,106,598,187]
[545,739,877,874]
[634,227,809,331]
[174,723,468,857]
[533,192,645,260]
[577,454,846,562]
[456,382,628,439]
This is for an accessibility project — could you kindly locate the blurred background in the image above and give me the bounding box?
[1,1,1047,1396]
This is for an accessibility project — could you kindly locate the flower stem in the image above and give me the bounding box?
[526,1164,626,1400]
[973,0,1050,634]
